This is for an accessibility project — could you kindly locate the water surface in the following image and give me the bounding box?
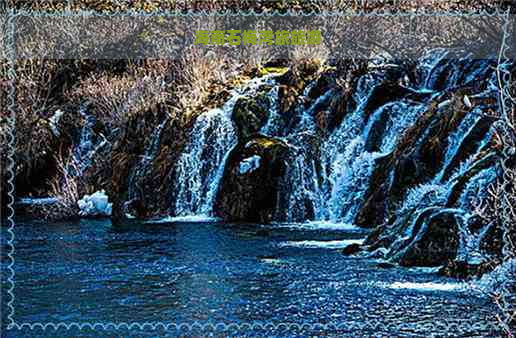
[2,218,499,337]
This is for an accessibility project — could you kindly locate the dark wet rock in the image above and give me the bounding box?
[439,261,477,279]
[341,243,362,256]
[441,115,496,182]
[326,89,353,134]
[215,136,290,223]
[123,198,149,219]
[363,82,413,121]
[354,154,393,228]
[110,107,170,221]
[363,224,388,246]
[376,262,396,269]
[479,222,504,257]
[439,260,498,279]
[276,62,319,90]
[396,210,461,267]
[364,108,392,152]
[306,68,338,102]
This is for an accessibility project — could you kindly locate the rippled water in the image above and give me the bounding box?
[2,219,500,337]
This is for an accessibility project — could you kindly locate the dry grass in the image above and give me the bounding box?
[172,46,234,117]
[6,0,511,13]
[69,61,172,127]
[472,62,516,336]
[39,153,82,220]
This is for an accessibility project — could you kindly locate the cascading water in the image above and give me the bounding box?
[174,100,238,218]
[455,167,497,265]
[173,76,275,218]
[72,105,107,176]
[166,51,497,234]
[260,86,281,135]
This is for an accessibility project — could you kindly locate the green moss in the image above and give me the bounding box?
[252,138,279,149]
[258,66,289,77]
[247,137,289,158]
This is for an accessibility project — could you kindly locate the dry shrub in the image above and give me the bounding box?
[172,46,235,116]
[7,0,511,13]
[473,62,516,336]
[69,60,172,128]
[475,166,516,337]
[39,153,82,220]
[14,60,65,183]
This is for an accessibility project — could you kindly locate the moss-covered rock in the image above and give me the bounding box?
[232,94,271,142]
[214,136,290,223]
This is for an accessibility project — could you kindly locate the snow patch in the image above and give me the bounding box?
[78,190,112,217]
[387,281,467,292]
[146,215,221,223]
[17,197,59,206]
[49,110,65,137]
[279,239,365,249]
[239,155,261,175]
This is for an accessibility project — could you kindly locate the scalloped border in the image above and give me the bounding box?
[4,7,514,334]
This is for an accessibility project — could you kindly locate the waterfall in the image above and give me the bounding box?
[173,76,274,218]
[174,101,238,218]
[260,86,281,135]
[418,48,449,90]
[435,110,481,182]
[163,52,496,232]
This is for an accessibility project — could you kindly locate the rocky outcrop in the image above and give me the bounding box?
[396,209,461,267]
[214,136,290,222]
[232,94,271,142]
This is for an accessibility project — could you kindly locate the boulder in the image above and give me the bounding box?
[341,243,362,256]
[232,95,270,142]
[214,136,290,223]
[396,210,460,267]
[376,262,396,269]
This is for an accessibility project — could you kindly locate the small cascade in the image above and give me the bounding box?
[174,101,238,217]
[174,76,274,218]
[436,110,481,182]
[296,87,335,132]
[455,168,497,264]
[328,142,381,222]
[313,74,380,222]
[260,86,281,135]
[126,116,169,204]
[417,48,449,90]
[72,105,107,176]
